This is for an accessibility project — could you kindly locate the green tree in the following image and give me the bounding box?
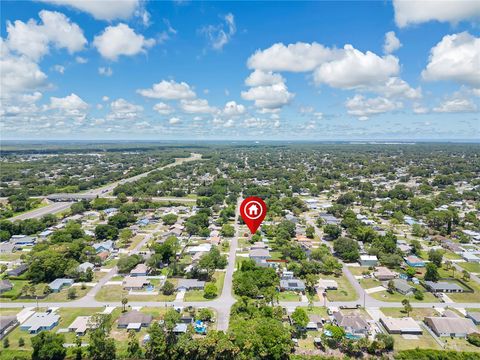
[424,263,439,282]
[220,224,235,237]
[145,322,167,360]
[305,226,315,239]
[196,308,214,322]
[3,338,9,348]
[126,330,142,359]
[18,337,25,347]
[402,299,412,317]
[324,224,341,240]
[31,331,66,360]
[204,282,218,299]
[463,269,471,281]
[428,249,443,267]
[291,307,309,331]
[162,213,178,226]
[87,314,116,360]
[122,297,128,312]
[161,281,175,295]
[333,237,360,262]
[163,309,181,331]
[67,287,77,299]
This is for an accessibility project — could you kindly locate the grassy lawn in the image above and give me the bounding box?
[278,291,302,302]
[0,252,23,261]
[300,306,329,318]
[127,234,145,251]
[0,279,29,299]
[347,266,371,276]
[184,271,225,301]
[322,273,358,302]
[437,268,480,303]
[443,251,462,260]
[380,307,439,320]
[95,285,124,302]
[443,337,480,352]
[391,332,441,351]
[457,262,480,273]
[41,286,90,302]
[358,277,382,289]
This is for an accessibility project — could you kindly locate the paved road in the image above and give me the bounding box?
[6,153,202,221]
[8,202,73,222]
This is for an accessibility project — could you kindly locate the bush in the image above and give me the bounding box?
[467,333,480,347]
[203,282,218,299]
[414,289,424,300]
[161,281,175,295]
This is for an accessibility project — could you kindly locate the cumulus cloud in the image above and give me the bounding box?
[47,93,89,122]
[371,77,422,99]
[241,82,294,110]
[384,31,402,54]
[180,98,217,114]
[245,70,284,87]
[137,80,196,100]
[223,101,245,116]
[0,40,47,95]
[93,23,155,61]
[422,32,480,87]
[433,95,478,113]
[107,98,143,120]
[53,65,65,74]
[40,0,141,21]
[153,102,174,115]
[98,66,113,76]
[313,45,399,89]
[393,0,480,28]
[199,13,236,50]
[5,10,86,61]
[169,116,181,124]
[345,95,403,119]
[247,42,335,72]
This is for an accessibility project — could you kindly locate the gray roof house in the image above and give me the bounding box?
[20,312,60,334]
[77,262,95,273]
[117,311,152,331]
[176,279,205,291]
[249,248,271,266]
[333,311,369,336]
[7,264,28,277]
[0,315,18,339]
[425,281,464,293]
[466,312,480,325]
[425,316,478,338]
[280,279,306,292]
[0,279,13,294]
[393,279,414,295]
[130,263,148,277]
[48,278,74,293]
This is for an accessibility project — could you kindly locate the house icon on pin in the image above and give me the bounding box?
[248,204,259,216]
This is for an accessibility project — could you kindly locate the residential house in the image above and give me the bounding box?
[424,316,478,338]
[374,267,397,281]
[317,279,338,290]
[424,281,464,293]
[249,248,271,266]
[359,255,378,267]
[306,314,323,331]
[93,240,114,253]
[280,279,306,292]
[77,262,95,273]
[187,244,211,254]
[462,252,480,263]
[333,311,369,337]
[0,280,13,294]
[130,263,148,277]
[0,315,18,339]
[319,213,340,225]
[466,312,480,325]
[10,235,36,246]
[380,316,423,335]
[68,316,95,336]
[48,278,74,293]
[393,279,414,295]
[404,255,425,267]
[123,276,150,291]
[176,279,205,291]
[7,264,27,277]
[39,230,53,239]
[118,311,153,331]
[20,311,60,334]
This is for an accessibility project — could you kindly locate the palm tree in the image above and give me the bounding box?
[122,297,128,312]
[402,299,412,317]
[463,270,470,281]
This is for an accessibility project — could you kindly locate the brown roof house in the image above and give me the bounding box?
[123,276,150,291]
[333,311,370,337]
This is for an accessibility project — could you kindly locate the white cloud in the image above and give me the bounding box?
[102,96,109,102]
[153,102,174,115]
[223,101,245,116]
[372,77,422,99]
[40,0,141,21]
[75,56,87,64]
[200,13,236,50]
[180,98,217,114]
[6,10,86,61]
[107,98,143,120]
[137,80,196,100]
[47,93,89,122]
[0,40,47,95]
[53,64,65,74]
[245,70,284,87]
[247,42,335,72]
[313,45,399,89]
[413,103,429,114]
[384,31,402,54]
[169,116,181,124]
[93,23,155,61]
[345,94,403,118]
[98,66,113,76]
[433,96,478,113]
[241,82,294,110]
[422,32,480,87]
[393,0,480,28]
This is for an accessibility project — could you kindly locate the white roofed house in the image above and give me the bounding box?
[77,262,95,273]
[20,311,60,334]
[68,316,96,336]
[359,255,378,267]
[380,316,423,335]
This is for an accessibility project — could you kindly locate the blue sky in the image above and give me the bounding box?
[1,0,479,140]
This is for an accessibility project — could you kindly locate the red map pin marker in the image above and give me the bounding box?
[240,196,267,234]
